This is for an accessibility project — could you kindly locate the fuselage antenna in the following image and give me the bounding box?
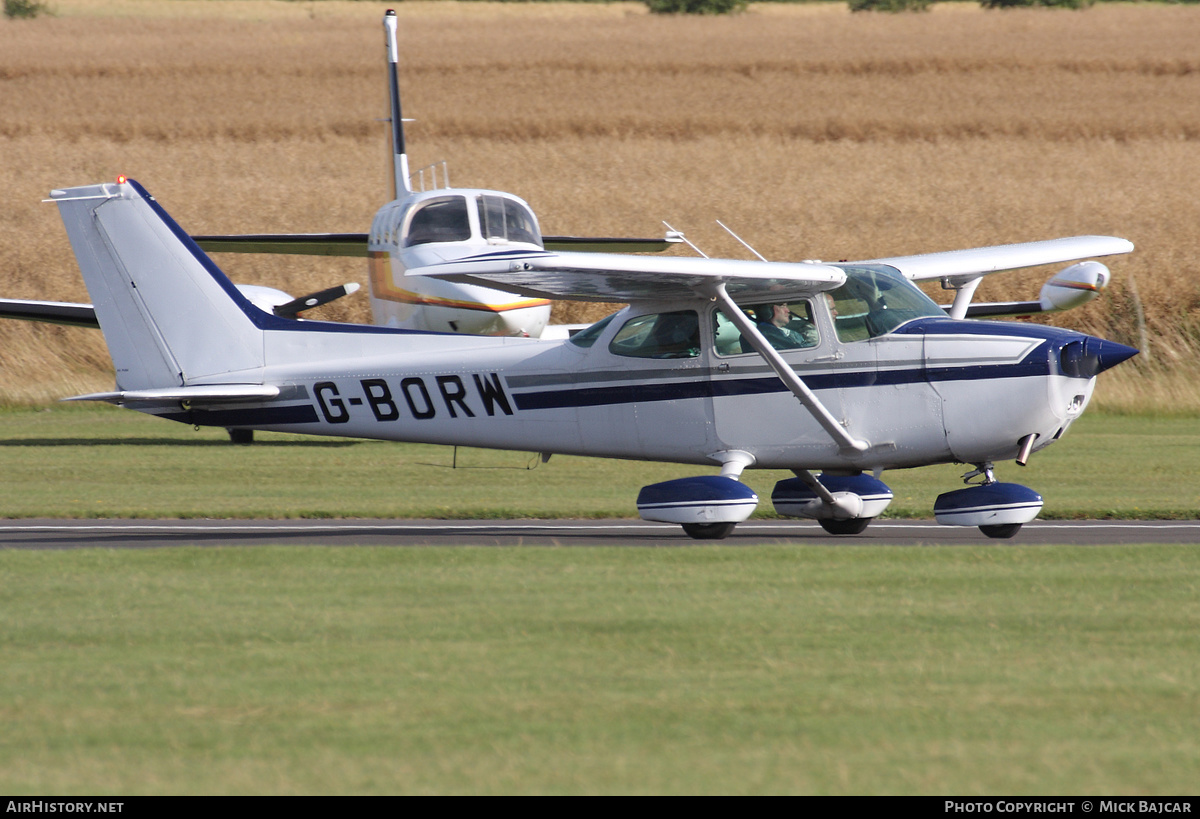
[662,221,708,259]
[716,220,768,262]
[384,10,412,197]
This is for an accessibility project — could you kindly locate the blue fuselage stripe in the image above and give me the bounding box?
[512,346,1053,411]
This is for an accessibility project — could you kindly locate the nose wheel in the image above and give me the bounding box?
[681,522,737,540]
[934,462,1043,538]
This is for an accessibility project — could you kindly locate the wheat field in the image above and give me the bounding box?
[2,1,1199,408]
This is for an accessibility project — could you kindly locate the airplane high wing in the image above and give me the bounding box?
[407,249,846,304]
[861,235,1135,280]
[855,236,1134,320]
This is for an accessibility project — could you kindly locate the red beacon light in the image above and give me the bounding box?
[116,175,127,185]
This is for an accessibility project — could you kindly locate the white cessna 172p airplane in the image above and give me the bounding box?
[42,167,1136,540]
[18,11,1141,539]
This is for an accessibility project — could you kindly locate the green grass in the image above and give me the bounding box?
[0,404,1196,519]
[1,544,1197,794]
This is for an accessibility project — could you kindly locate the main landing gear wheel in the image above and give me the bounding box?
[818,517,872,535]
[980,523,1023,539]
[681,522,737,540]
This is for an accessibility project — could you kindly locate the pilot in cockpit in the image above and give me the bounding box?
[751,302,819,351]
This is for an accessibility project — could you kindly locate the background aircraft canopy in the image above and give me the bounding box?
[402,192,543,249]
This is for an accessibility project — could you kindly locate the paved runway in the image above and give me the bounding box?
[1,519,1197,548]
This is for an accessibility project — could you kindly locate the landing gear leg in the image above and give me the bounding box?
[681,522,737,540]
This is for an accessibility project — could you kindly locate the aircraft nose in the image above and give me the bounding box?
[1059,336,1139,378]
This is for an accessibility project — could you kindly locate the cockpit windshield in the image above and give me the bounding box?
[404,196,472,247]
[401,193,543,249]
[827,264,944,341]
[479,195,542,247]
[568,312,618,348]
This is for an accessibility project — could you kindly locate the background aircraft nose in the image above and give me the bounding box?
[1059,336,1139,378]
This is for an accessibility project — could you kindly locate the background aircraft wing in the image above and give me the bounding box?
[0,298,98,328]
[406,249,846,303]
[857,236,1134,282]
[193,234,368,257]
[191,233,679,256]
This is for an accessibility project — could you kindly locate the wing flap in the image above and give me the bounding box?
[407,249,846,304]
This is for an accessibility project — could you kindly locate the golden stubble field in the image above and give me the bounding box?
[2,1,1200,408]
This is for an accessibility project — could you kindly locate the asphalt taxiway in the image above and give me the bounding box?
[0,519,1197,548]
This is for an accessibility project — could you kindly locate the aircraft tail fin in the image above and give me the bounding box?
[51,179,267,391]
[384,9,411,198]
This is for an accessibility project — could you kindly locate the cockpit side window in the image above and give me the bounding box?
[479,195,542,247]
[609,311,700,359]
[714,301,820,356]
[404,196,473,247]
[828,264,944,342]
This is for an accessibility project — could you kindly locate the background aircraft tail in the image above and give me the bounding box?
[52,179,267,391]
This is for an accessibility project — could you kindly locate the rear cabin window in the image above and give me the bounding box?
[404,196,472,247]
[609,311,700,359]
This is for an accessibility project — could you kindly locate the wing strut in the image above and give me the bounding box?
[947,276,983,320]
[701,282,870,454]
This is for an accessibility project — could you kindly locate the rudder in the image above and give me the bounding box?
[52,180,266,390]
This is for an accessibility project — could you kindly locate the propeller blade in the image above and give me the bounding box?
[272,283,360,319]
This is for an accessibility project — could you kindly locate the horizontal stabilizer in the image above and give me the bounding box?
[192,233,679,257]
[0,298,98,328]
[64,384,280,405]
[408,249,846,304]
[194,234,368,258]
[860,236,1134,283]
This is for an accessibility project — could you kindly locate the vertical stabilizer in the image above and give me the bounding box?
[384,9,412,198]
[52,180,266,390]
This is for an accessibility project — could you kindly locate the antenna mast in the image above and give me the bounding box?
[384,10,411,197]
